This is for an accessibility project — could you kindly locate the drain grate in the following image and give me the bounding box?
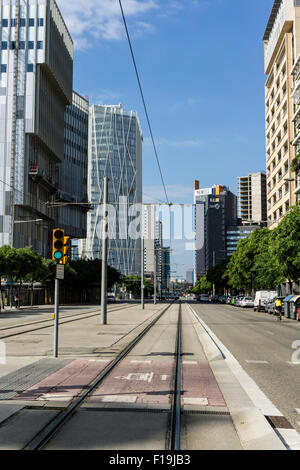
[265,415,294,429]
[183,410,230,416]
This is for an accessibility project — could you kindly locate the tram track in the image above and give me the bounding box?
[0,303,136,340]
[19,301,182,450]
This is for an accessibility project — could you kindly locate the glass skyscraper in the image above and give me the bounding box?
[80,104,143,276]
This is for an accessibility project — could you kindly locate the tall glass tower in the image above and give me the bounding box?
[80,104,143,276]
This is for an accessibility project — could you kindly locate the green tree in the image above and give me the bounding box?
[270,204,300,292]
[192,276,212,294]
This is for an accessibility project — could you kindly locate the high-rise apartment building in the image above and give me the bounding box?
[80,104,143,276]
[238,172,267,225]
[290,48,300,202]
[264,0,300,228]
[0,0,73,255]
[57,91,89,240]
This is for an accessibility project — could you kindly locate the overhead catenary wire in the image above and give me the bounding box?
[118,0,170,206]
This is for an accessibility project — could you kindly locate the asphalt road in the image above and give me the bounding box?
[191,302,300,433]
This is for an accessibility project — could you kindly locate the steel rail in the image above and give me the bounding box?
[169,301,182,450]
[0,304,136,340]
[22,302,175,450]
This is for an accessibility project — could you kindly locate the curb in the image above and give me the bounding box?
[186,303,299,450]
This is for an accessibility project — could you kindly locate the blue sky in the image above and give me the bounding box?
[58,0,274,278]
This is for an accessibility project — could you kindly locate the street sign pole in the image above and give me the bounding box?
[53,264,64,358]
[54,277,59,358]
[101,176,108,325]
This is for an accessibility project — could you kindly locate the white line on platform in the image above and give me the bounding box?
[245,360,269,364]
[183,361,198,364]
[183,397,208,405]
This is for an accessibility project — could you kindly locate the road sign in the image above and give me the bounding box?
[56,264,65,280]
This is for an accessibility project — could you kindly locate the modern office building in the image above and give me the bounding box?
[57,91,89,240]
[186,268,194,286]
[263,0,300,228]
[238,172,267,225]
[161,246,170,290]
[226,225,262,258]
[0,0,73,255]
[194,181,237,280]
[79,104,143,276]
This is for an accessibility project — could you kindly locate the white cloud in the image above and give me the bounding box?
[57,0,159,49]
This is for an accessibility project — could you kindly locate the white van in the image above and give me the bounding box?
[254,291,277,312]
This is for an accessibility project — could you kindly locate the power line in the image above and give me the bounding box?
[118,0,170,206]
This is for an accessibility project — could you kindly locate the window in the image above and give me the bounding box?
[10,18,16,27]
[19,41,25,50]
[1,65,7,73]
[27,64,34,72]
[9,41,15,50]
[38,18,44,27]
[29,18,35,27]
[37,41,43,50]
[1,19,8,27]
[20,18,26,27]
[1,42,8,50]
[28,41,34,50]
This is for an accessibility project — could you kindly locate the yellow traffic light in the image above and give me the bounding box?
[61,236,71,265]
[52,229,64,262]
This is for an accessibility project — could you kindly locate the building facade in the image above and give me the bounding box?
[79,104,143,276]
[194,182,237,280]
[0,0,73,255]
[238,172,267,225]
[290,50,300,202]
[264,0,300,228]
[57,91,89,240]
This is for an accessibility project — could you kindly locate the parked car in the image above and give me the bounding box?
[239,297,255,308]
[234,296,243,307]
[264,297,276,314]
[200,294,209,302]
[254,291,278,312]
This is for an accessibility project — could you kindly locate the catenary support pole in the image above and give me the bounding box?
[141,236,145,310]
[154,250,157,305]
[101,177,109,325]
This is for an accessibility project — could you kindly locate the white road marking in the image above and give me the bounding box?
[296,409,300,414]
[246,360,269,364]
[130,360,152,364]
[287,362,300,365]
[37,394,73,402]
[183,397,208,405]
[100,395,137,403]
[88,359,109,363]
[115,372,154,383]
[161,375,168,381]
[183,361,198,364]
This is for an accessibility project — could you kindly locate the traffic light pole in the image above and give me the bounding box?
[54,276,59,358]
[101,177,108,325]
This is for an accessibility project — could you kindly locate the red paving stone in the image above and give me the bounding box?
[88,359,175,405]
[13,359,109,401]
[182,361,226,407]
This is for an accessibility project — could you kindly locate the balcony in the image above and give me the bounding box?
[29,164,56,195]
